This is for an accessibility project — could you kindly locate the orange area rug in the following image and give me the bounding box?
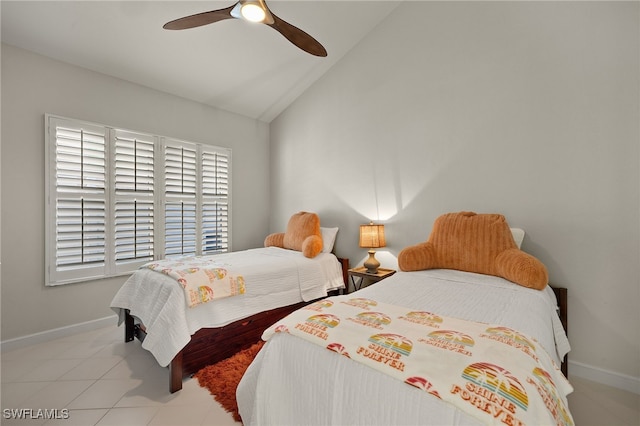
[194,340,265,422]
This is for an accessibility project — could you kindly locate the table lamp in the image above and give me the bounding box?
[359,222,386,274]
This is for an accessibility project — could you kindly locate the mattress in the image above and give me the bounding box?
[237,269,572,425]
[110,247,345,366]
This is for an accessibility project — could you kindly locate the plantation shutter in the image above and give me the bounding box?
[202,150,230,254]
[164,142,198,257]
[112,130,156,272]
[48,117,107,284]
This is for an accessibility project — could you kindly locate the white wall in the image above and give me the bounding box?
[0,44,270,340]
[270,2,639,387]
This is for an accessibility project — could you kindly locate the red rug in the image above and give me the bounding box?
[194,341,265,422]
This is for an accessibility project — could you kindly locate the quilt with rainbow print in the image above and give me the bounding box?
[143,256,245,308]
[263,294,574,426]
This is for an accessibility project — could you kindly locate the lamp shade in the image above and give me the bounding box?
[359,223,386,249]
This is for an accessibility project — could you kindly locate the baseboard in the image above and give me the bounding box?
[0,315,118,353]
[569,359,640,395]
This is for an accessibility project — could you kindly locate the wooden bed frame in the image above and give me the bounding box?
[551,285,569,378]
[124,257,351,393]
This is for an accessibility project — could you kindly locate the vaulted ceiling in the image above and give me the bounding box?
[1,1,399,122]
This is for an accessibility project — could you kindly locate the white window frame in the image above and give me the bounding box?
[45,114,232,286]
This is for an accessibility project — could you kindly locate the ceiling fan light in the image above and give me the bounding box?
[240,3,266,22]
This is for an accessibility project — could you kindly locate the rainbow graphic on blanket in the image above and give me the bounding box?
[461,362,529,410]
[348,312,392,330]
[307,314,340,328]
[368,333,413,356]
[481,326,540,363]
[399,311,444,328]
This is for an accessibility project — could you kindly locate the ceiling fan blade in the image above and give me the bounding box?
[267,12,327,57]
[163,1,327,57]
[163,4,236,30]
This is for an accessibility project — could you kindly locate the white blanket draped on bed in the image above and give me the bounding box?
[110,247,345,366]
[237,269,572,426]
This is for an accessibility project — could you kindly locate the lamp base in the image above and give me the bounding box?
[363,250,380,274]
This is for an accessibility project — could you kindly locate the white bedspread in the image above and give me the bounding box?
[110,247,345,366]
[237,269,572,426]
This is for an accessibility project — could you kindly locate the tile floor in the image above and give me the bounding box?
[1,325,639,425]
[1,326,239,426]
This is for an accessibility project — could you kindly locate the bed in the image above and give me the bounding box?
[237,268,572,425]
[110,245,348,392]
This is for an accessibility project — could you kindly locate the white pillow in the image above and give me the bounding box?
[510,228,525,249]
[321,227,339,253]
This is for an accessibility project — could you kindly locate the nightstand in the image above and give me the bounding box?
[347,267,396,293]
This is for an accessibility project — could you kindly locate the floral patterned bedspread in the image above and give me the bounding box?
[143,256,245,308]
[263,294,574,426]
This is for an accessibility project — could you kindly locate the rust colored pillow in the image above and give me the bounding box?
[264,211,323,258]
[398,212,548,290]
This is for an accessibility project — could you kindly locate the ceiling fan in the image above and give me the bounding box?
[163,0,327,57]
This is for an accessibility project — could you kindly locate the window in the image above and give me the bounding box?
[45,115,231,286]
